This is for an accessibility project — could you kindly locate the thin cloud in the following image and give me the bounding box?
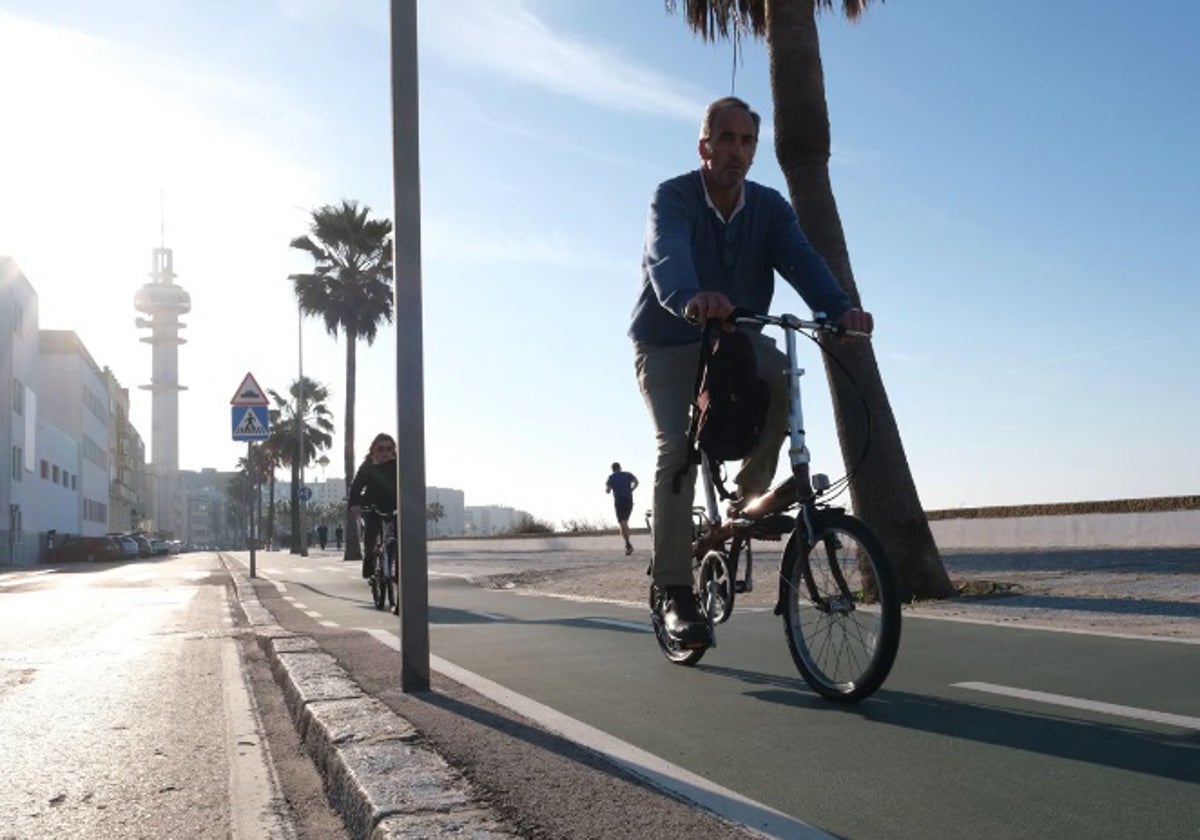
[423,0,703,122]
[423,216,631,274]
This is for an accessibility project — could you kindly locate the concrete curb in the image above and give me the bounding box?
[222,554,520,840]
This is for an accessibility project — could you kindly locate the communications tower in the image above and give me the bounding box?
[135,246,190,536]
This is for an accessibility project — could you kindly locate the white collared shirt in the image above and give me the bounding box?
[700,171,745,223]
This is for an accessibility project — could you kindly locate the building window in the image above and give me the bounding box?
[40,459,49,479]
[71,475,77,491]
[52,465,60,483]
[12,302,23,336]
[12,379,24,416]
[11,447,22,481]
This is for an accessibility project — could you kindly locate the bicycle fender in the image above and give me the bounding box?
[775,529,807,615]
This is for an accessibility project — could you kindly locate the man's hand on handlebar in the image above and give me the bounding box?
[684,291,735,331]
[835,307,874,337]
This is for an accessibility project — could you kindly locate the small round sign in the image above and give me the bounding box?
[298,486,313,502]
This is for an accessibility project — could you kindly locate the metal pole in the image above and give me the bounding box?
[298,305,308,557]
[390,0,430,692]
[248,441,257,578]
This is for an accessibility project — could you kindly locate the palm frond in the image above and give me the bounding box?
[664,0,878,40]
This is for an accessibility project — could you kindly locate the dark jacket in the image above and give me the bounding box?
[630,170,852,345]
[349,458,397,514]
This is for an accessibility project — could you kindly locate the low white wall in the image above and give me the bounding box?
[431,511,1199,553]
[431,533,636,554]
[929,510,1200,549]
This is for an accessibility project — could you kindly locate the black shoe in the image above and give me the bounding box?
[661,586,712,647]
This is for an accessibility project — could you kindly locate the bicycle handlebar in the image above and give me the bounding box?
[727,307,871,339]
[357,505,397,519]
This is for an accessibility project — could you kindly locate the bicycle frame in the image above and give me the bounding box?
[695,311,838,547]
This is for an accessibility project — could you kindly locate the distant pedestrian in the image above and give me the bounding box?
[335,525,344,550]
[605,462,639,555]
[317,523,329,550]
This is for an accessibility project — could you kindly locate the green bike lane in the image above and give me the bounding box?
[232,552,1200,839]
[422,577,1199,840]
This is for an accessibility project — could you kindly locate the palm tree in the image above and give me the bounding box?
[261,420,288,549]
[426,501,445,536]
[236,444,273,546]
[268,376,335,554]
[225,470,255,547]
[289,199,394,564]
[666,0,952,599]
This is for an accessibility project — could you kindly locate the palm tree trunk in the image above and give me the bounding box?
[290,457,301,553]
[765,0,952,599]
[267,475,276,550]
[343,331,362,561]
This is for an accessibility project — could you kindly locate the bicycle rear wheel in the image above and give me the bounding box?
[780,511,901,703]
[698,550,734,624]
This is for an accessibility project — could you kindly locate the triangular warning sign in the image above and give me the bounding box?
[231,372,268,405]
[234,407,268,437]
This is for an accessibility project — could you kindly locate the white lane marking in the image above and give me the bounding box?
[317,620,339,628]
[585,617,651,633]
[475,612,508,622]
[0,570,54,587]
[302,610,322,619]
[954,682,1200,731]
[358,628,830,840]
[222,637,294,839]
[905,611,1200,645]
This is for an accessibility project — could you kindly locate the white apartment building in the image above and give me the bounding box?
[38,330,112,539]
[2,257,42,564]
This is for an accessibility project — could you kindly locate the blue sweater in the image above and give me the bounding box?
[629,170,852,345]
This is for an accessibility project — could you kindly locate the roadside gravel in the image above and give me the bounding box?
[463,546,1200,642]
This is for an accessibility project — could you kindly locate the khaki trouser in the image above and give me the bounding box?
[634,334,789,588]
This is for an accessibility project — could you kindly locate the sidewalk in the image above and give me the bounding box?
[223,552,521,839]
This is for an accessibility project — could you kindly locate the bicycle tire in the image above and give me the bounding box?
[649,586,707,666]
[780,511,901,703]
[698,550,734,624]
[385,541,397,609]
[371,549,386,610]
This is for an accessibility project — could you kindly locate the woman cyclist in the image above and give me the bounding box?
[349,433,398,580]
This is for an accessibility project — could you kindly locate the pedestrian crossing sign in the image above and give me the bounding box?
[232,405,270,441]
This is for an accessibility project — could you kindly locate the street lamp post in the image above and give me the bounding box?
[391,0,430,692]
[298,304,308,558]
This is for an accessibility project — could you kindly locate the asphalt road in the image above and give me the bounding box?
[0,553,346,840]
[231,547,1200,840]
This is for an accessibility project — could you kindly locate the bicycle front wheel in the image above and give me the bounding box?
[780,511,901,703]
[371,551,387,610]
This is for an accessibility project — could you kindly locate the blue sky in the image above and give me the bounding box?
[1,0,1197,526]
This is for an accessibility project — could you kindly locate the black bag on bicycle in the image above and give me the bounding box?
[694,326,769,463]
[672,322,770,498]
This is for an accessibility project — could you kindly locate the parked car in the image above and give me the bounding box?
[54,535,123,563]
[149,538,170,556]
[108,533,139,559]
[125,533,153,558]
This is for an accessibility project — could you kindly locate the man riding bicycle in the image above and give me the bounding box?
[629,96,873,647]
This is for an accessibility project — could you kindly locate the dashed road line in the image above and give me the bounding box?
[954,682,1200,731]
